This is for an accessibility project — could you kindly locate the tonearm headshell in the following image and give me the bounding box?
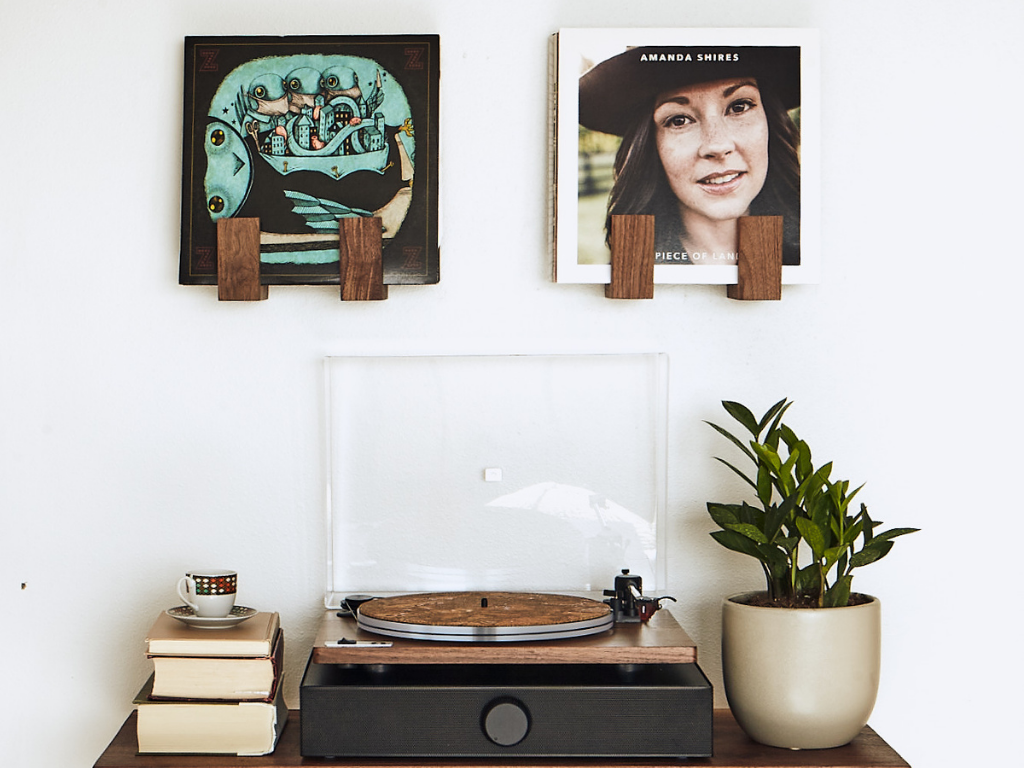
[603,569,676,623]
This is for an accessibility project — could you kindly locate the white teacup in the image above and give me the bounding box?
[177,569,237,618]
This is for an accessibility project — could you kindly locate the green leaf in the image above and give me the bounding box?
[710,529,765,560]
[761,546,791,580]
[705,421,757,465]
[722,401,760,437]
[779,423,799,450]
[862,505,875,543]
[794,442,811,479]
[706,503,742,528]
[795,563,820,594]
[739,502,765,527]
[776,492,799,519]
[712,457,758,491]
[824,575,853,608]
[796,461,832,501]
[846,483,864,506]
[777,447,800,496]
[757,398,791,438]
[843,519,865,547]
[850,540,893,568]
[751,442,783,472]
[776,535,799,554]
[725,523,770,544]
[757,463,773,506]
[823,545,845,573]
[796,517,827,558]
[872,527,920,542]
[764,400,792,439]
[828,479,848,511]
[805,493,832,531]
[763,505,789,542]
[830,514,843,541]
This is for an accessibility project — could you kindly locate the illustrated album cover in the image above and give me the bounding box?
[180,35,439,286]
[551,28,819,285]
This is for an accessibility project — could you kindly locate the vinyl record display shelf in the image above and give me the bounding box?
[93,709,909,768]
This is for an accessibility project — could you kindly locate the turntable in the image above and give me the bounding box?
[303,355,711,758]
[300,577,712,759]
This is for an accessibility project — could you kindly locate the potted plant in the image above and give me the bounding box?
[706,398,918,749]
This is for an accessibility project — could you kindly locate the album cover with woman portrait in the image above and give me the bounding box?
[180,35,439,286]
[551,28,819,285]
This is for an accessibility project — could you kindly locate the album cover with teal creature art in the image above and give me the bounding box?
[180,36,439,286]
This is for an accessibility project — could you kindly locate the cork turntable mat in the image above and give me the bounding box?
[358,592,612,628]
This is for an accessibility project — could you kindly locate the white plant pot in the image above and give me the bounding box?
[721,592,881,750]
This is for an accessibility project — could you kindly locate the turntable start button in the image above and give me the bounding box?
[482,697,531,747]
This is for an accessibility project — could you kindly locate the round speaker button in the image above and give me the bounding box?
[482,698,530,747]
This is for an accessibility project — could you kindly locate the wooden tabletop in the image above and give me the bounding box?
[93,709,910,767]
[312,605,698,665]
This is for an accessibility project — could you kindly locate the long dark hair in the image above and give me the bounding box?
[605,83,802,264]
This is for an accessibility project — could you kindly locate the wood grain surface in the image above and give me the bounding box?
[727,216,783,301]
[312,599,697,665]
[94,710,911,768]
[339,217,387,301]
[217,217,268,301]
[358,592,610,627]
[606,214,655,299]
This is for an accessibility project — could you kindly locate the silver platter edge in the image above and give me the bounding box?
[356,612,615,642]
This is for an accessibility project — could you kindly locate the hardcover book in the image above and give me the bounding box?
[135,675,287,755]
[149,629,283,700]
[146,611,280,657]
[551,28,819,285]
[180,35,440,286]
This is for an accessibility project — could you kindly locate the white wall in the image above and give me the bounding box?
[2,1,1020,765]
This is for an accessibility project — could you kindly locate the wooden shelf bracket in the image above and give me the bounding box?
[216,217,268,301]
[339,217,388,301]
[728,215,783,301]
[606,214,655,300]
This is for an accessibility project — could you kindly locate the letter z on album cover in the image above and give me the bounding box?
[552,29,819,285]
[180,36,439,286]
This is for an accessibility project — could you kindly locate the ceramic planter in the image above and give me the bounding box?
[721,592,881,750]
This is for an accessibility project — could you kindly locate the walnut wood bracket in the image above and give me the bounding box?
[604,214,783,301]
[216,218,267,301]
[215,216,387,301]
[339,217,388,301]
[727,215,783,301]
[606,214,655,299]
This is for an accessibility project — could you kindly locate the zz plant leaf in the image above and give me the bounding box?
[705,399,919,608]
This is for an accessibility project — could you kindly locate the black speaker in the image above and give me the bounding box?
[300,655,712,758]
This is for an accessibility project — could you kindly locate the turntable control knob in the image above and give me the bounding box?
[482,697,531,747]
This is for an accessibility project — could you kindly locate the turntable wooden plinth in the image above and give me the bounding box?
[312,592,697,665]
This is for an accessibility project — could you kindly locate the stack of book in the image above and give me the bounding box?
[135,611,286,755]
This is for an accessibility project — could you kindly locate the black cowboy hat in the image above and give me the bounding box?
[578,45,801,136]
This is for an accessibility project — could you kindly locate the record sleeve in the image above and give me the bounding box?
[180,35,439,286]
[552,28,819,285]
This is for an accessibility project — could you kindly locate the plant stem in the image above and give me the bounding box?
[817,561,825,608]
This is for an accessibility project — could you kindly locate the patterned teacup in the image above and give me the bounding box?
[176,569,237,618]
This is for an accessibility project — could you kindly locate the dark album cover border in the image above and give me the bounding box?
[180,35,439,286]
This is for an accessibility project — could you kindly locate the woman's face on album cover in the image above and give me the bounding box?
[652,78,769,229]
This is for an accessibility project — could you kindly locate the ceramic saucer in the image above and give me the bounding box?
[166,605,257,628]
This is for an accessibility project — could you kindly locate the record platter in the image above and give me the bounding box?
[354,591,615,642]
[301,578,713,759]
